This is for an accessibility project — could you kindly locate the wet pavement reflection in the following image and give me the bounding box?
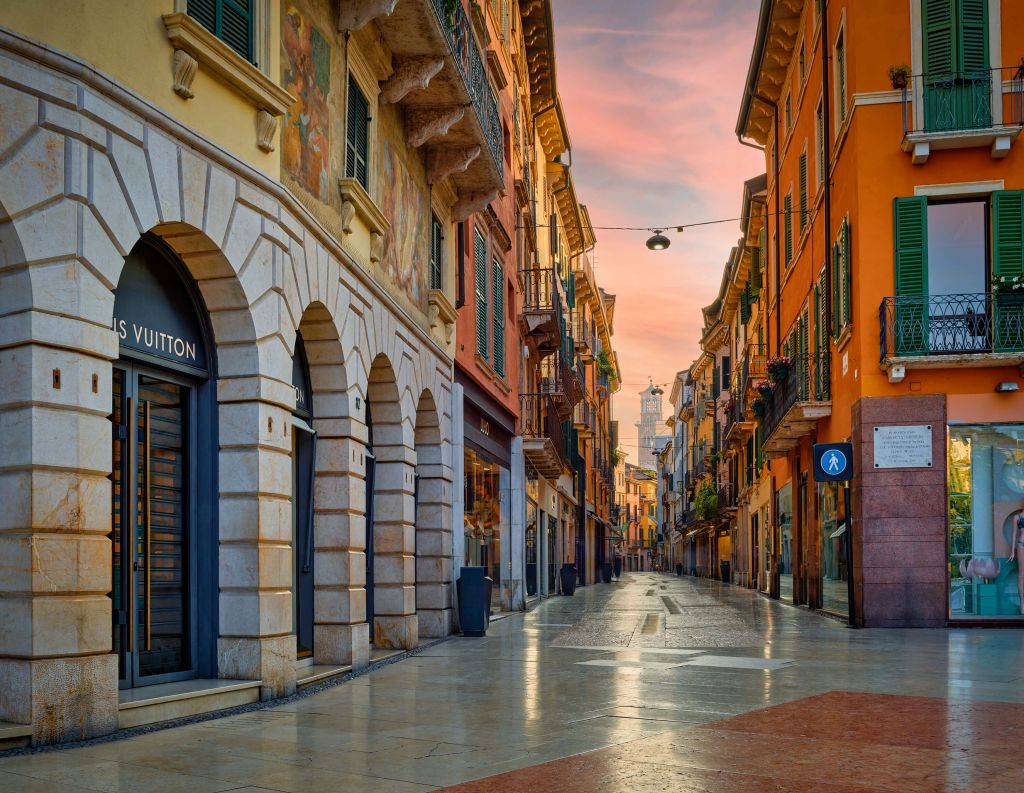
[2,573,1023,792]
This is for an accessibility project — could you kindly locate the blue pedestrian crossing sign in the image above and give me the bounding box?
[813,443,854,482]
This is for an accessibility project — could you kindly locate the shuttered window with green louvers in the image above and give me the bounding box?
[750,250,763,293]
[831,239,842,340]
[740,289,751,325]
[188,0,254,63]
[841,219,852,328]
[893,196,929,354]
[798,152,808,232]
[816,266,828,354]
[922,0,989,130]
[474,230,489,359]
[429,215,443,291]
[346,76,370,189]
[835,29,847,124]
[993,190,1024,352]
[492,257,505,376]
[784,193,793,266]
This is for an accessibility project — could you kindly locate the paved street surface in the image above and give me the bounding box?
[2,574,1023,792]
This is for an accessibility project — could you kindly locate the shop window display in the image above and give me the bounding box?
[948,424,1024,619]
[463,448,508,606]
[818,481,849,616]
[777,483,793,602]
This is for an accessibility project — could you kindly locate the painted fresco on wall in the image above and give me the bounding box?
[380,137,427,308]
[282,5,331,201]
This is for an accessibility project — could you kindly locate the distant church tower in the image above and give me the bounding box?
[636,380,663,469]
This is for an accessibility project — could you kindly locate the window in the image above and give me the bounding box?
[815,97,825,186]
[834,28,847,128]
[798,40,806,84]
[429,215,443,291]
[346,75,369,189]
[921,0,991,131]
[492,257,505,377]
[784,94,792,134]
[187,0,254,62]
[815,265,828,355]
[798,150,808,232]
[784,192,793,266]
[831,218,851,339]
[474,230,489,359]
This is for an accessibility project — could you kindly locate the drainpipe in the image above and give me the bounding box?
[820,0,833,339]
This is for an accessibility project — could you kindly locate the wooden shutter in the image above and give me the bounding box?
[188,0,253,62]
[784,194,793,266]
[740,289,750,325]
[750,252,763,291]
[842,219,852,328]
[958,0,988,74]
[474,230,489,358]
[831,240,842,340]
[923,0,956,75]
[429,216,443,291]
[346,76,369,188]
[816,266,828,354]
[492,258,505,375]
[993,190,1024,352]
[836,31,847,121]
[799,153,808,232]
[893,196,929,354]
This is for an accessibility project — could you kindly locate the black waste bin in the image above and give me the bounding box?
[675,563,683,576]
[720,560,731,583]
[457,566,492,636]
[560,563,576,596]
[613,556,622,578]
[601,562,613,583]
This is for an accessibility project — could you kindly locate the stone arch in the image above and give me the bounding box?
[413,389,454,638]
[366,353,417,649]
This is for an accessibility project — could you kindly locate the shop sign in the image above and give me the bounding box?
[873,425,933,469]
[813,442,853,482]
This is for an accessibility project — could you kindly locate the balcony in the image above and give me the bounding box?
[760,352,832,456]
[521,267,559,352]
[879,292,1024,381]
[741,342,767,396]
[901,66,1024,163]
[539,350,582,419]
[521,393,568,479]
[573,313,595,363]
[723,390,756,447]
[717,483,737,514]
[573,399,595,438]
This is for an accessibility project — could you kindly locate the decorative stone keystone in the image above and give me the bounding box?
[380,57,444,105]
[426,145,480,184]
[406,105,466,148]
[338,0,399,31]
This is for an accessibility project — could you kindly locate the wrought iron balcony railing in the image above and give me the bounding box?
[901,65,1024,137]
[429,0,503,178]
[760,351,831,442]
[879,292,1024,359]
[741,342,767,395]
[521,392,567,456]
[521,267,556,312]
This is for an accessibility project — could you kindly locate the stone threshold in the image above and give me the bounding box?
[0,722,32,750]
[296,664,353,691]
[117,679,261,729]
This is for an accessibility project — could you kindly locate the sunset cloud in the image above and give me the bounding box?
[554,0,763,451]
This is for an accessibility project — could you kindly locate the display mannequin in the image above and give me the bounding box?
[1010,510,1024,615]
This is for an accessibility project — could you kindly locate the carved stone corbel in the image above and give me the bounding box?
[256,110,277,152]
[426,145,480,184]
[172,49,198,99]
[406,105,466,148]
[370,231,385,264]
[338,0,398,31]
[380,57,445,104]
[341,200,356,234]
[452,190,499,222]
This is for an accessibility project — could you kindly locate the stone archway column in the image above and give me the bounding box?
[0,320,120,744]
[217,379,296,700]
[415,455,454,638]
[371,441,418,649]
[311,419,371,670]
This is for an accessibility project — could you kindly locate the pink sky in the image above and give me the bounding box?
[553,1,764,459]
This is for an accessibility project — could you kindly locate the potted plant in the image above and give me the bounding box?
[888,64,912,90]
[766,355,791,383]
[752,397,767,418]
[754,380,774,399]
[994,274,1024,305]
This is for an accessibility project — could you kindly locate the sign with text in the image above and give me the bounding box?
[813,442,854,482]
[873,425,933,469]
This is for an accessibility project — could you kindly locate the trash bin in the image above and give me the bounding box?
[675,563,682,576]
[457,566,492,636]
[601,562,613,583]
[613,556,622,578]
[719,560,731,583]
[560,563,576,596]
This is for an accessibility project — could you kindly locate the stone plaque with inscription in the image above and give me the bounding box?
[873,425,933,469]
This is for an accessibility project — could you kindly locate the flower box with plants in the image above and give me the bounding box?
[888,64,911,90]
[752,397,767,418]
[994,274,1024,305]
[765,356,791,383]
[754,380,774,399]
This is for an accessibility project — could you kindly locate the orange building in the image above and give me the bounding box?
[736,0,1024,626]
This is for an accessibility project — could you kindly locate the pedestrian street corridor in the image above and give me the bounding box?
[2,575,1023,793]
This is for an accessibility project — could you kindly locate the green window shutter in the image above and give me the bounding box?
[758,227,767,274]
[429,215,443,291]
[841,219,852,328]
[346,76,369,189]
[993,190,1024,352]
[188,0,254,62]
[785,95,791,133]
[893,196,929,354]
[750,253,763,291]
[474,230,489,359]
[816,99,825,185]
[923,0,956,75]
[799,153,808,232]
[836,31,847,121]
[816,267,828,353]
[784,194,793,266]
[958,0,989,74]
[492,258,506,375]
[740,289,750,324]
[831,240,842,340]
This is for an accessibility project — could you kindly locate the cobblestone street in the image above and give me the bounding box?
[3,574,1023,792]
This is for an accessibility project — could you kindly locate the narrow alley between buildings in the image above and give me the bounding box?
[2,574,1022,792]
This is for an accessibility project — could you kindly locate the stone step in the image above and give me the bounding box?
[117,679,261,729]
[296,664,353,691]
[0,721,32,750]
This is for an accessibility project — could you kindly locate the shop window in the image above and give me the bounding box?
[464,448,509,606]
[818,481,849,616]
[948,424,1024,619]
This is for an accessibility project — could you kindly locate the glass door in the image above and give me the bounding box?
[112,365,194,687]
